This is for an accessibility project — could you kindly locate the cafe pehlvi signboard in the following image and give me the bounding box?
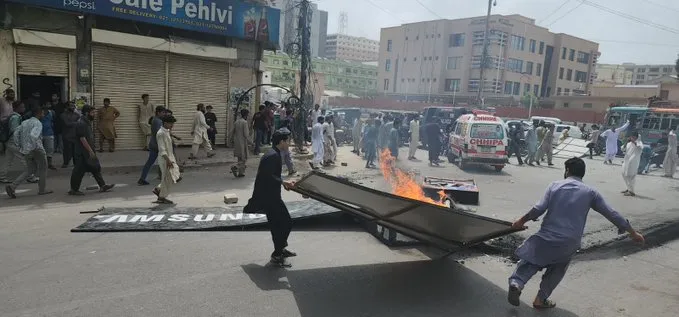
[8,0,281,46]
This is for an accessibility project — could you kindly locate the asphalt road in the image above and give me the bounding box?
[0,146,677,316]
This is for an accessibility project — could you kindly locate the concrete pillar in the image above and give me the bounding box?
[0,30,16,93]
[74,15,94,100]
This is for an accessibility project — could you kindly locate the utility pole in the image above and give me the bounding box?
[478,0,495,107]
[295,0,312,150]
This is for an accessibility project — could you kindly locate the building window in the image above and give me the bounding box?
[385,59,391,71]
[403,57,407,62]
[529,39,536,53]
[636,74,645,80]
[564,88,570,95]
[510,35,525,50]
[524,83,531,94]
[513,82,521,95]
[444,79,461,92]
[576,51,590,64]
[638,68,646,73]
[663,67,671,73]
[387,40,392,52]
[561,47,567,59]
[556,87,562,95]
[383,79,390,90]
[568,49,575,61]
[583,103,593,108]
[533,84,539,96]
[563,102,570,108]
[447,56,462,69]
[536,63,542,77]
[539,41,545,54]
[449,33,465,47]
[574,71,587,82]
[414,57,417,61]
[649,67,660,73]
[525,62,534,75]
[559,67,564,79]
[507,58,523,73]
[435,56,439,61]
[566,69,573,81]
[504,81,512,94]
[282,60,289,66]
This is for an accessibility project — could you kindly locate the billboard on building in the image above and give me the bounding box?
[8,0,280,47]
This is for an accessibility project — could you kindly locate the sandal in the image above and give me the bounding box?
[533,299,556,309]
[507,285,521,307]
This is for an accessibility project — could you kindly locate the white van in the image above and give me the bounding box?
[448,114,509,172]
[530,116,562,124]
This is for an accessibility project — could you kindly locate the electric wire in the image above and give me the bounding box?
[537,0,572,24]
[415,0,445,19]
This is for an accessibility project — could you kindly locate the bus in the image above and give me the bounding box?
[604,106,679,143]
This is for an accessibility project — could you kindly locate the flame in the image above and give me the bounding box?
[378,149,447,206]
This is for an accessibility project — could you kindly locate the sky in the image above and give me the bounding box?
[313,0,679,65]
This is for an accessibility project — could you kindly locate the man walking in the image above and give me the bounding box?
[601,120,630,164]
[138,106,166,185]
[507,157,644,309]
[189,103,215,159]
[205,105,217,147]
[388,118,401,159]
[509,123,524,165]
[230,109,251,178]
[40,102,57,170]
[539,124,554,166]
[68,105,115,196]
[408,115,419,160]
[252,105,267,155]
[309,116,325,170]
[424,118,442,166]
[152,115,180,204]
[621,132,643,197]
[351,117,363,155]
[327,115,338,163]
[5,106,52,198]
[364,119,379,168]
[97,98,120,152]
[138,94,154,150]
[0,101,24,183]
[662,128,677,178]
[60,102,80,168]
[587,125,602,159]
[535,121,546,165]
[244,129,297,267]
[524,121,538,166]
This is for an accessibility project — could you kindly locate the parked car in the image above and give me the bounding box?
[553,124,583,145]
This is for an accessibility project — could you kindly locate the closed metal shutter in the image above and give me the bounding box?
[16,45,69,77]
[92,45,166,150]
[168,55,229,145]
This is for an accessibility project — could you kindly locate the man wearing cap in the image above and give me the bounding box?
[244,128,297,267]
[68,105,115,196]
[152,115,180,204]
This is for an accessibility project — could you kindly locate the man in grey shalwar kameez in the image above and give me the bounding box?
[507,157,645,309]
[230,109,251,178]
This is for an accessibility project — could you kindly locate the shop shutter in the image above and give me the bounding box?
[16,45,69,77]
[92,45,167,150]
[168,55,229,145]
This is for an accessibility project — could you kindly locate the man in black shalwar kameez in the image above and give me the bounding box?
[244,129,297,267]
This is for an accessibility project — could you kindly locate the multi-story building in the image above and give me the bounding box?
[377,14,600,104]
[326,34,380,62]
[594,64,633,86]
[264,51,378,97]
[622,63,678,85]
[266,0,328,57]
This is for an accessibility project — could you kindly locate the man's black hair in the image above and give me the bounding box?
[240,109,249,118]
[286,109,293,116]
[12,101,23,109]
[162,115,177,123]
[155,106,166,114]
[81,105,95,115]
[271,130,289,146]
[565,157,586,178]
[259,105,265,111]
[206,105,213,109]
[103,98,111,103]
[196,103,204,111]
[630,131,640,138]
[141,94,149,99]
[317,116,325,123]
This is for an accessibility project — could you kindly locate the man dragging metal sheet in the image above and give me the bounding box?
[507,157,644,309]
[244,129,297,267]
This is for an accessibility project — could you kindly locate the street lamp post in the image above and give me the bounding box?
[477,0,497,106]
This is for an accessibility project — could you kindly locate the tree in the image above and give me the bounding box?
[675,57,679,80]
[521,92,538,108]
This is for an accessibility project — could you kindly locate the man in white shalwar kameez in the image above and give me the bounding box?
[408,116,420,160]
[190,104,215,159]
[309,116,325,169]
[327,115,338,162]
[621,132,643,197]
[153,115,181,204]
[352,118,363,155]
[600,120,630,164]
[663,128,677,178]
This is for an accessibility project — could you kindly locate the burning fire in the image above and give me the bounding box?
[378,150,447,206]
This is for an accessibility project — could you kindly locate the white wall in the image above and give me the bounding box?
[0,30,16,92]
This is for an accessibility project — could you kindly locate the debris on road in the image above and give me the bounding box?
[223,193,238,204]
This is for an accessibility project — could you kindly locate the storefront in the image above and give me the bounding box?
[4,0,280,150]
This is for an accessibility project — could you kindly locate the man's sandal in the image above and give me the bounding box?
[533,299,556,309]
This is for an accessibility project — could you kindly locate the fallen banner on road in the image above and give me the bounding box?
[291,171,522,250]
[71,200,340,232]
[553,137,591,159]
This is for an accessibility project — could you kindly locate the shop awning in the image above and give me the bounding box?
[291,172,522,250]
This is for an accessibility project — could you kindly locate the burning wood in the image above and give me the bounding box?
[378,150,447,206]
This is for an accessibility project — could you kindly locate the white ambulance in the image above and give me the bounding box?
[448,113,509,172]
